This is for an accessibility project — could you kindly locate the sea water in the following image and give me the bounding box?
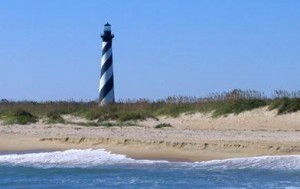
[0,149,300,188]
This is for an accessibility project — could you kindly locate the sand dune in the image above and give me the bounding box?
[1,107,300,161]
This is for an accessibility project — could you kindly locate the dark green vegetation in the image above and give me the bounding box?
[269,97,300,114]
[1,89,300,125]
[1,109,37,125]
[46,111,65,124]
[212,99,267,117]
[155,123,173,129]
[67,121,138,127]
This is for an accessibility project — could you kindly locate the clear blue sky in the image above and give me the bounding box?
[1,1,299,101]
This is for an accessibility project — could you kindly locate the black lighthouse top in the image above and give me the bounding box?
[101,22,114,41]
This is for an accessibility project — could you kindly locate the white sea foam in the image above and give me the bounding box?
[0,149,167,168]
[187,155,300,170]
[0,149,300,170]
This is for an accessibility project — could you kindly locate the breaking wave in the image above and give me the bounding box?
[0,149,300,170]
[184,155,300,170]
[0,149,166,168]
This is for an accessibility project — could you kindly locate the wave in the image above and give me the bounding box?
[186,155,300,170]
[0,149,300,170]
[0,149,167,168]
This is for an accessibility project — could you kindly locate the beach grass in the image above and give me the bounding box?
[66,120,138,127]
[269,97,300,114]
[211,99,267,117]
[155,123,173,129]
[46,111,65,124]
[1,89,300,125]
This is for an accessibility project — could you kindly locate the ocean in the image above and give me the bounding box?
[0,149,299,189]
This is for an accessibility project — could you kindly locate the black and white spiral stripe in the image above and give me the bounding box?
[99,41,114,105]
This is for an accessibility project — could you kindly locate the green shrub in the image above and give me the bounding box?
[118,112,146,122]
[84,109,119,121]
[70,121,100,127]
[84,111,103,120]
[154,123,172,129]
[154,103,196,117]
[213,99,267,117]
[5,110,37,125]
[269,98,300,114]
[68,121,138,127]
[46,111,65,124]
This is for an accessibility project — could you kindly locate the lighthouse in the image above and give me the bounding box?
[99,22,115,106]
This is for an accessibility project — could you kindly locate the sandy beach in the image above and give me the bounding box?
[1,107,300,162]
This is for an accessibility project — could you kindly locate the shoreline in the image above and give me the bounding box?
[0,135,233,162]
[1,133,300,162]
[1,108,300,162]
